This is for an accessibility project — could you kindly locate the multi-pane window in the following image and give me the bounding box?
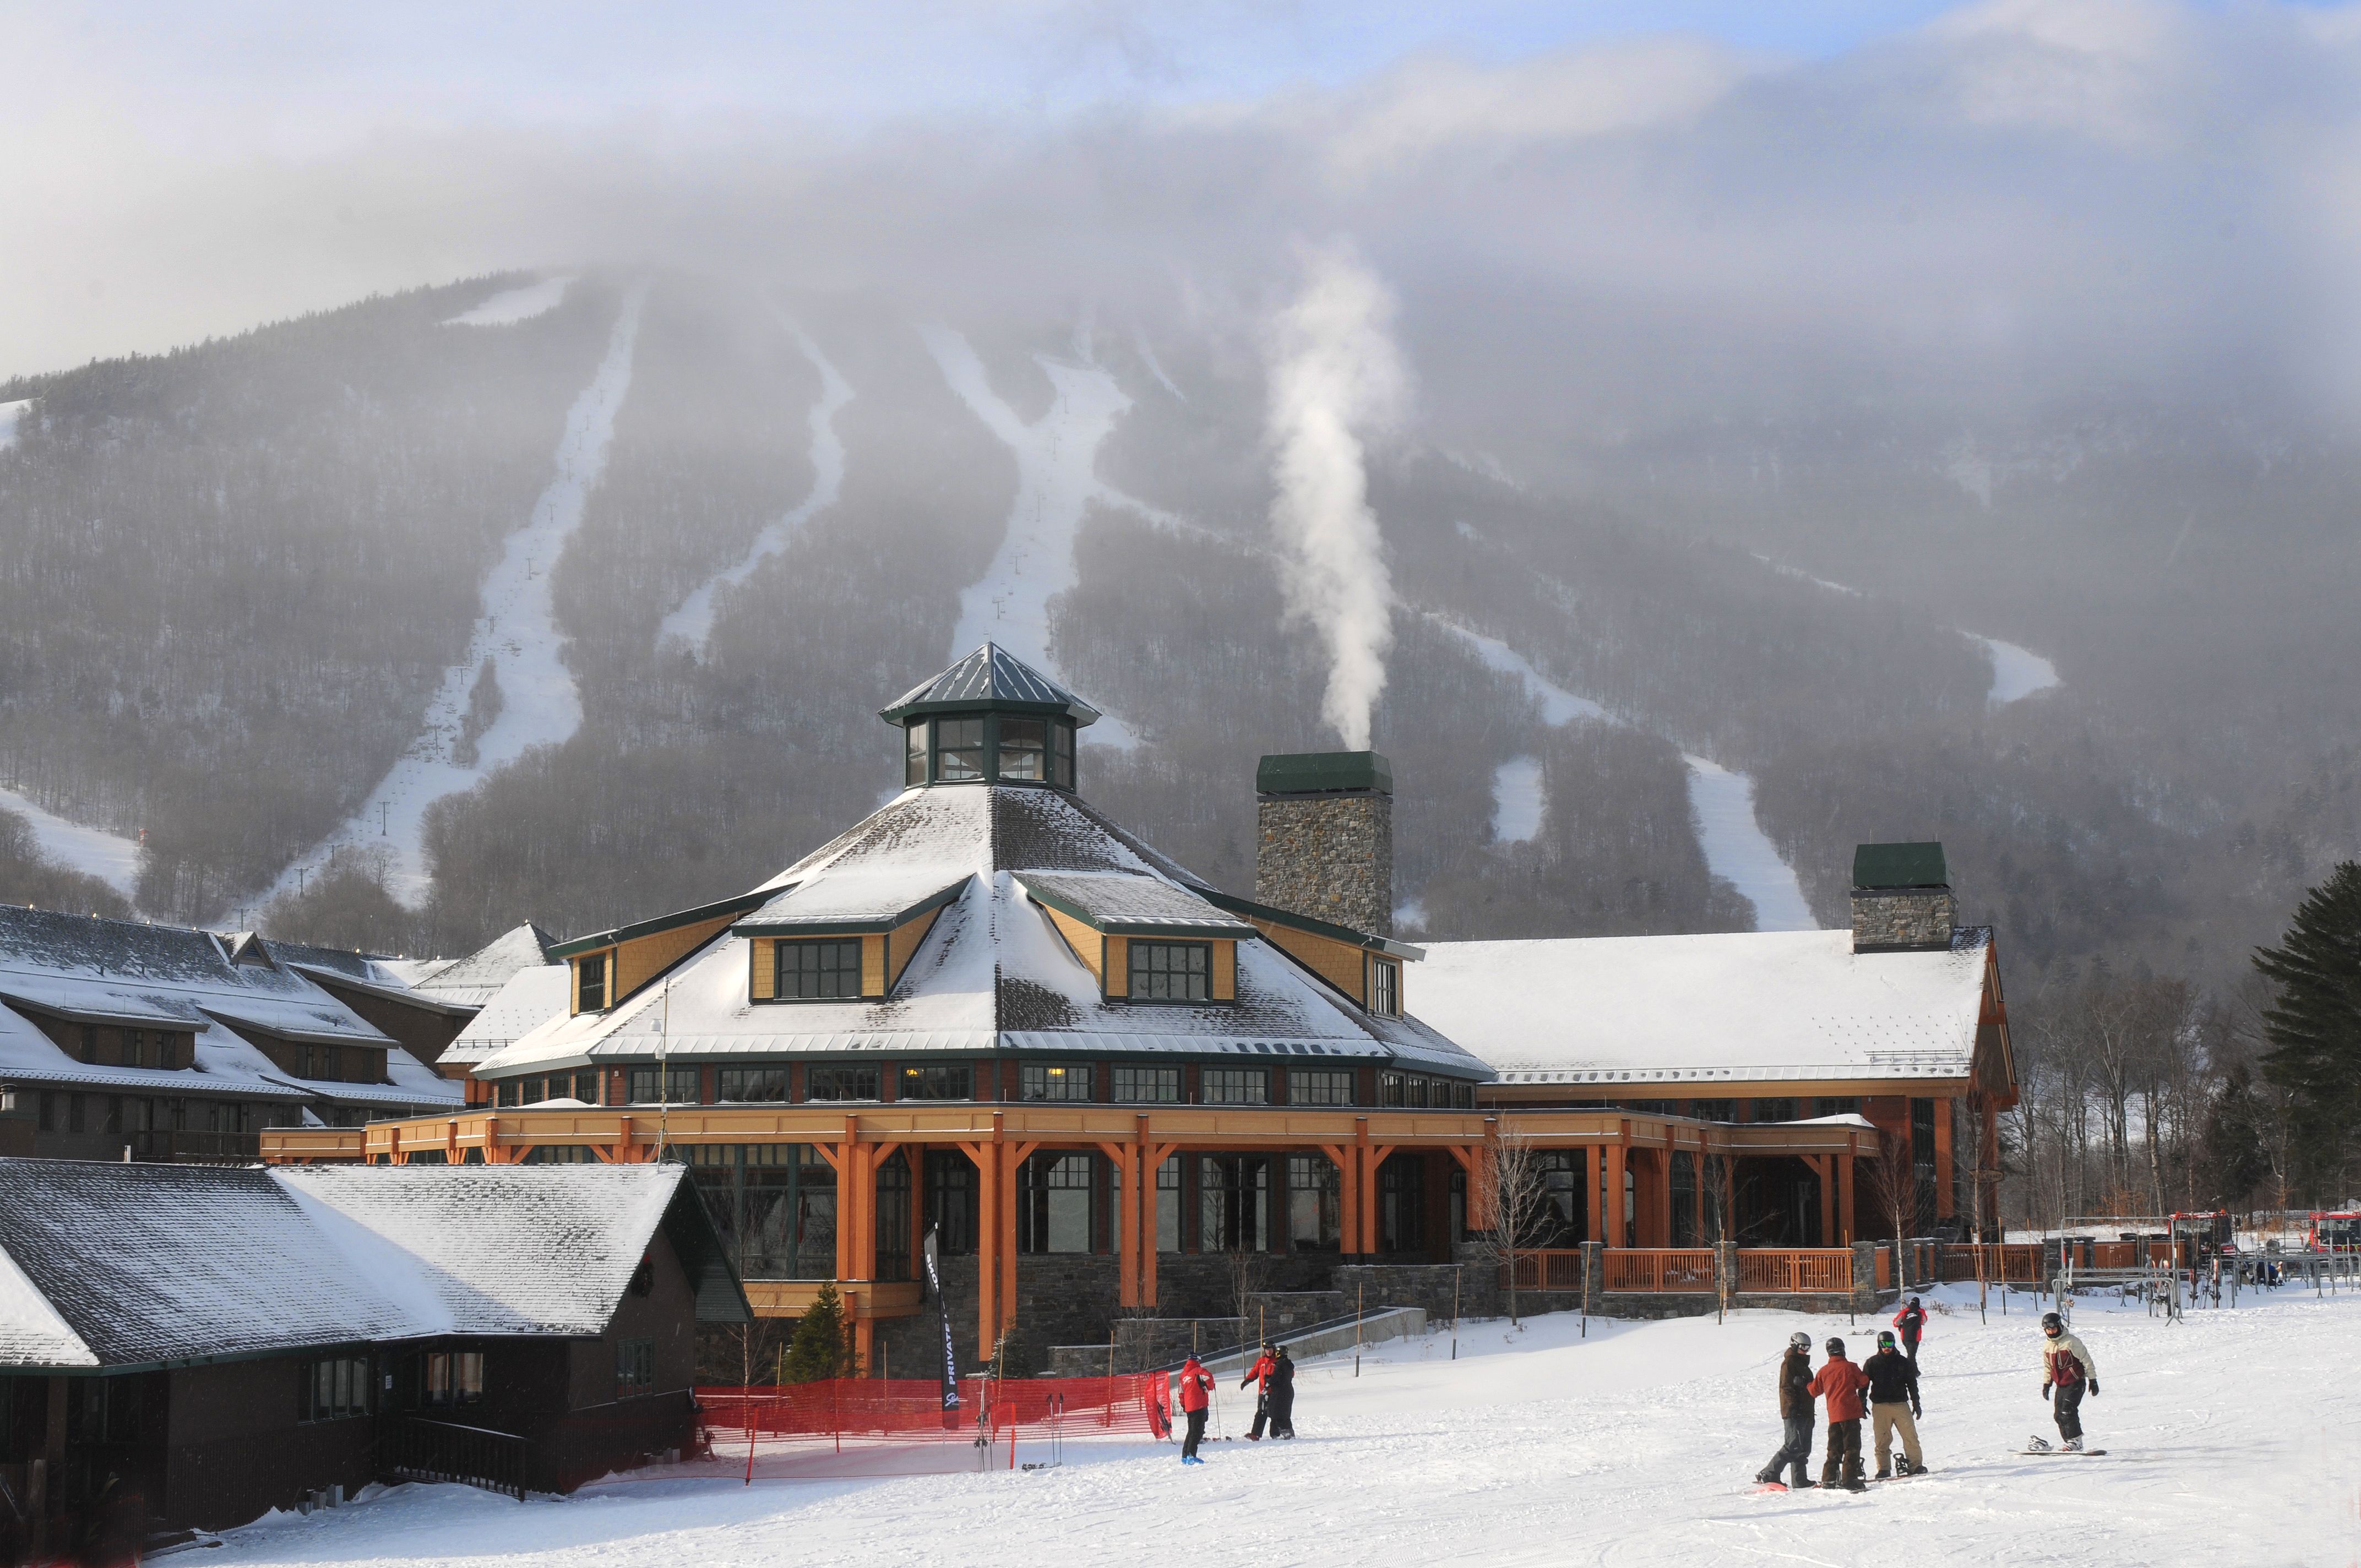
[775,939,864,1000]
[1020,1063,1093,1102]
[1201,1068,1268,1106]
[1815,1097,1860,1118]
[905,721,930,787]
[578,954,608,1011]
[806,1065,880,1101]
[1110,1065,1183,1103]
[616,1338,655,1396]
[1288,1069,1355,1107]
[936,718,986,782]
[627,1066,701,1105]
[1378,1154,1423,1253]
[521,1144,598,1164]
[422,1351,484,1407]
[717,1066,790,1103]
[1368,957,1401,1017]
[898,1064,973,1101]
[1049,722,1075,790]
[1128,941,1210,1002]
[303,1355,371,1422]
[1378,1071,1406,1108]
[1533,1150,1586,1246]
[1200,1155,1269,1252]
[998,717,1047,781]
[1018,1153,1094,1254]
[925,1150,976,1254]
[1286,1154,1341,1250]
[1751,1099,1798,1124]
[1689,1099,1736,1122]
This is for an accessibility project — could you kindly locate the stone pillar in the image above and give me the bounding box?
[1851,1240,1880,1312]
[1254,753,1394,935]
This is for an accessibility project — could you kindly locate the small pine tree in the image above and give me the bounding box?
[2199,1061,2271,1207]
[780,1281,857,1384]
[2255,862,2361,1188]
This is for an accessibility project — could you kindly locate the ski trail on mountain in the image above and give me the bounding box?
[1757,554,2062,706]
[1428,613,1816,930]
[0,784,142,899]
[920,324,1176,749]
[0,400,30,451]
[255,282,649,912]
[444,274,577,327]
[661,312,852,654]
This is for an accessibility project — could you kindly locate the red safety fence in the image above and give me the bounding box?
[700,1375,1166,1446]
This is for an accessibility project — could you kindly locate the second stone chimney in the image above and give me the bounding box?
[1849,841,1957,952]
[1255,752,1394,936]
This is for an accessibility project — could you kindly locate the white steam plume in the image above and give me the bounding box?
[1264,242,1410,751]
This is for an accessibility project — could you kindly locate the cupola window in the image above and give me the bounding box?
[937,718,987,782]
[905,721,929,787]
[998,717,1046,781]
[1049,721,1075,788]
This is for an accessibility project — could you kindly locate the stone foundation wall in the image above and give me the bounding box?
[1332,1263,1480,1326]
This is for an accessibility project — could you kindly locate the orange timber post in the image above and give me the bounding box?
[1604,1134,1628,1249]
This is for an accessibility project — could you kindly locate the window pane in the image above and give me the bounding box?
[1020,1063,1091,1102]
[1110,1065,1182,1103]
[778,939,864,1000]
[998,717,1046,781]
[905,721,929,786]
[1128,941,1210,1002]
[1369,959,1400,1017]
[807,1065,880,1101]
[1201,1069,1268,1106]
[579,955,607,1011]
[937,718,986,782]
[1049,722,1075,789]
[898,1064,973,1102]
[1288,1069,1354,1107]
[719,1067,790,1103]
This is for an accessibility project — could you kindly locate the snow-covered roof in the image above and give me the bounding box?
[0,905,461,1110]
[440,964,572,1065]
[881,641,1101,727]
[1414,929,1994,1088]
[409,922,561,1009]
[0,1159,747,1371]
[1015,871,1256,935]
[738,870,971,932]
[483,783,1490,1082]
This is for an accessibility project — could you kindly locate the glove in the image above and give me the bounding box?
[2087,1380,2099,1397]
[1911,1399,1922,1418]
[2041,1382,2052,1397]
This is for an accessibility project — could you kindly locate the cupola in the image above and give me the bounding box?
[880,643,1100,792]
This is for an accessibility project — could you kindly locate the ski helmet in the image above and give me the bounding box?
[1908,1295,1922,1308]
[1876,1330,1896,1348]
[2041,1311,2063,1334]
[1825,1337,1846,1356]
[1789,1331,1812,1352]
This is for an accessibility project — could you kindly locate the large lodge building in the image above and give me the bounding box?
[5,646,2017,1379]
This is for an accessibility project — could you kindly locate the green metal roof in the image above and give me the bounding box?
[1255,750,1394,797]
[1852,841,1949,890]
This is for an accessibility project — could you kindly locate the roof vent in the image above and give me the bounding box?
[1849,842,1955,954]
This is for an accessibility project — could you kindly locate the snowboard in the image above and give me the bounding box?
[2023,1442,2107,1456]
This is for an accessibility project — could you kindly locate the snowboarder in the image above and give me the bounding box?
[1892,1295,1927,1364]
[1863,1329,1925,1478]
[1177,1354,1215,1464]
[2034,1311,2098,1451]
[1754,1330,1818,1490]
[1243,1343,1277,1440]
[1807,1337,1872,1491]
[1267,1345,1297,1439]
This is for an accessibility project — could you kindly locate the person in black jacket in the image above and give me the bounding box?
[1267,1346,1296,1439]
[1754,1331,1818,1489]
[1864,1329,1924,1477]
[1892,1296,1927,1365]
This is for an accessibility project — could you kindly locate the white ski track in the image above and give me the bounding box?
[660,311,853,654]
[1428,614,1814,927]
[0,398,30,451]
[920,323,1181,750]
[255,283,649,912]
[1756,554,2062,708]
[443,274,578,328]
[0,783,142,899]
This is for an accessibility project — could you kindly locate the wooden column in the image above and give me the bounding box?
[1144,1139,1177,1310]
[1838,1148,1857,1245]
[1002,1141,1035,1344]
[1934,1099,1957,1220]
[1650,1149,1673,1248]
[1363,1145,1395,1255]
[1590,1144,1607,1245]
[1811,1155,1836,1248]
[1100,1140,1139,1308]
[1322,1142,1356,1262]
[1979,1098,2001,1242]
[907,1144,927,1284]
[971,1139,999,1362]
[1690,1147,1707,1244]
[1604,1138,1628,1249]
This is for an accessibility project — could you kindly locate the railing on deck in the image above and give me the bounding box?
[1505,1248,1862,1295]
[1602,1249,1716,1293]
[379,1417,528,1500]
[1939,1244,2046,1283]
[1743,1250,1857,1295]
[1504,1250,1586,1292]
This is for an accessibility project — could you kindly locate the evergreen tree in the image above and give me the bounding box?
[2254,862,2361,1187]
[779,1280,857,1383]
[2198,1060,2271,1207]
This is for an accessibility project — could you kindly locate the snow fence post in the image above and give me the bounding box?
[1580,1242,1603,1321]
[1850,1242,1879,1315]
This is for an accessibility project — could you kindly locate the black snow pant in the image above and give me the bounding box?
[1901,1332,1920,1366]
[2052,1381,2086,1442]
[1182,1408,1207,1459]
[1821,1418,1864,1489]
[1248,1393,1269,1439]
[1761,1413,1814,1487]
[1269,1388,1294,1439]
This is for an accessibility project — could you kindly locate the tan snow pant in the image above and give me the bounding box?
[1872,1402,1922,1473]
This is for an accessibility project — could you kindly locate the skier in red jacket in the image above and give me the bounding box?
[1242,1343,1277,1440]
[1807,1337,1872,1491]
[1892,1296,1927,1364]
[1176,1355,1215,1464]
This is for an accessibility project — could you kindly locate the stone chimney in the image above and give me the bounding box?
[1849,841,1957,953]
[1255,752,1394,935]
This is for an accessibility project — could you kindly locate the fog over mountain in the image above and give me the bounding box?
[3,1,2360,1001]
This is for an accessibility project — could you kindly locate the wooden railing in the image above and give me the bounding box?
[1939,1244,2046,1283]
[1504,1250,1586,1292]
[1601,1249,1716,1293]
[379,1417,528,1501]
[1740,1250,1856,1295]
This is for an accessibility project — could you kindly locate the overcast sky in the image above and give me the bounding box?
[6,0,2359,423]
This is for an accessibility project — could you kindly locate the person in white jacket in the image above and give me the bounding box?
[2036,1311,2099,1450]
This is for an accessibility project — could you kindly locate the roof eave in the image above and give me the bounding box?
[548,889,777,960]
[1197,889,1425,959]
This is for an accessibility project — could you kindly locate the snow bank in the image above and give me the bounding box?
[661,312,852,654]
[0,782,142,898]
[1973,635,2061,705]
[444,275,578,327]
[258,284,648,911]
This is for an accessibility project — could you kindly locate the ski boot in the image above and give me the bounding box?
[2026,1436,2052,1452]
[2063,1437,2083,1452]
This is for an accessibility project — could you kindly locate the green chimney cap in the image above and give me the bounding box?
[1256,751,1394,797]
[1852,842,1949,890]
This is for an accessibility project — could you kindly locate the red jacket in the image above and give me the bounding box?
[1242,1353,1276,1392]
[1892,1302,1926,1341]
[1177,1360,1214,1413]
[1808,1355,1872,1422]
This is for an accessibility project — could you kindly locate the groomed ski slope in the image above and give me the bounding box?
[0,783,142,899]
[201,1282,2358,1567]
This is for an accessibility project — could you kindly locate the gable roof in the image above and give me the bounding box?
[410,922,561,1008]
[879,643,1102,727]
[439,964,572,1066]
[1415,928,1996,1090]
[0,1159,748,1373]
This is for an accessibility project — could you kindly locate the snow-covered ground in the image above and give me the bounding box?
[444,275,578,328]
[1972,636,2061,705]
[661,311,853,653]
[0,398,30,450]
[203,1283,2358,1566]
[0,783,142,899]
[1430,617,1813,924]
[921,324,1180,749]
[255,284,648,912]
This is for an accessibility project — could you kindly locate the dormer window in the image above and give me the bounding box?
[1368,956,1401,1017]
[776,939,863,1000]
[1128,941,1211,1003]
[578,953,608,1012]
